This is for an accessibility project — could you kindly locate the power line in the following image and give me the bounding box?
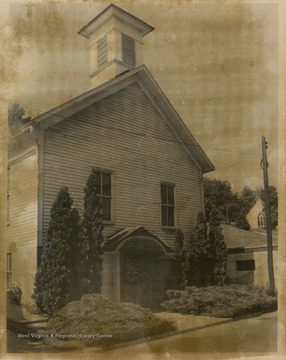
[3,96,268,157]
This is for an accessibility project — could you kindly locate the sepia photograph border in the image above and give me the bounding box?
[0,0,285,359]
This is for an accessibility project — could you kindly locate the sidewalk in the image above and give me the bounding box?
[7,302,48,336]
[7,301,47,323]
[156,311,232,334]
[81,312,234,353]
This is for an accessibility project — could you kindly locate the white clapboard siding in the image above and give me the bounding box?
[8,130,36,159]
[43,83,202,247]
[7,153,38,248]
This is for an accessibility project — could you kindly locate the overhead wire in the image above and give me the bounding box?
[4,98,263,158]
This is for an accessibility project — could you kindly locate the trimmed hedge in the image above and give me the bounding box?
[44,294,176,349]
[161,285,277,318]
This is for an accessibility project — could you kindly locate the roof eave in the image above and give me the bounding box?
[136,67,215,174]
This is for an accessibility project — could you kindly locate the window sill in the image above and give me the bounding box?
[103,221,115,226]
[161,226,177,231]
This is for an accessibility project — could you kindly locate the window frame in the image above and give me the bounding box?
[257,211,266,229]
[160,182,176,228]
[92,168,114,224]
[6,252,12,290]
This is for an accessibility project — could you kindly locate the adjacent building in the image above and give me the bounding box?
[223,224,278,287]
[247,199,266,230]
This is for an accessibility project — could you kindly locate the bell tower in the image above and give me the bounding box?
[78,4,154,88]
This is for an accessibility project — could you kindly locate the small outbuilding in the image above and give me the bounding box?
[223,224,278,287]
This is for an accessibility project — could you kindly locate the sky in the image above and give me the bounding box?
[2,0,280,193]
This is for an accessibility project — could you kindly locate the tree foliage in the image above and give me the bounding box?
[81,169,104,295]
[235,211,251,231]
[240,186,257,214]
[32,187,80,316]
[203,178,240,223]
[203,178,261,231]
[258,186,278,230]
[8,103,31,131]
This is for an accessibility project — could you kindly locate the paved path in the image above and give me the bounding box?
[101,312,277,356]
[156,311,233,332]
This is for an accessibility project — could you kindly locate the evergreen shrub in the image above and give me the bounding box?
[44,294,176,350]
[161,285,277,318]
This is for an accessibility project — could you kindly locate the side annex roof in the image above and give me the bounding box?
[30,65,215,174]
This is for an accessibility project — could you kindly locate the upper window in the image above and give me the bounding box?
[161,183,175,227]
[94,170,112,222]
[7,253,12,290]
[122,33,136,68]
[97,35,108,69]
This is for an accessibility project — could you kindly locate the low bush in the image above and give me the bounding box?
[161,284,277,318]
[7,283,22,304]
[44,294,176,349]
[21,303,42,315]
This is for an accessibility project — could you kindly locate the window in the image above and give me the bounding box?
[236,259,256,271]
[161,183,175,227]
[257,211,265,229]
[97,35,108,69]
[122,33,136,68]
[7,253,12,290]
[94,170,112,222]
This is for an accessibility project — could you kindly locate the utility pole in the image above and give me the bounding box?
[261,136,275,294]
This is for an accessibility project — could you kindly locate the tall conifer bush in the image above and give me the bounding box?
[32,187,80,316]
[173,229,185,288]
[81,169,104,294]
[209,209,228,286]
[186,212,214,286]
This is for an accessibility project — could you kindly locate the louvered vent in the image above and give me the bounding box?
[97,36,108,69]
[122,33,136,68]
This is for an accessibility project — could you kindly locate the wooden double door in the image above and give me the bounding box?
[120,245,168,309]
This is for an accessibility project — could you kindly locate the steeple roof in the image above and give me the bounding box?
[78,3,154,39]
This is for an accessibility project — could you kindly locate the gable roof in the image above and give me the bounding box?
[247,198,264,217]
[103,226,173,253]
[30,65,215,173]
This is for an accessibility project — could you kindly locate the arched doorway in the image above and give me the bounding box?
[102,226,173,309]
[120,237,169,309]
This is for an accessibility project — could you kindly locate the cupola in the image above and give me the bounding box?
[78,3,154,88]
